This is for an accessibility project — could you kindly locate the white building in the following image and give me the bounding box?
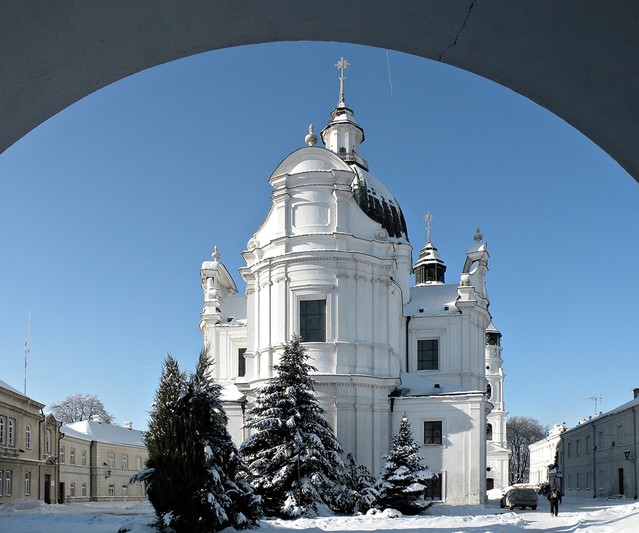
[200,62,508,504]
[529,423,566,487]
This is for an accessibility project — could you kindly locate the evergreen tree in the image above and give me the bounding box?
[375,415,433,515]
[133,352,260,531]
[240,335,353,517]
[344,453,378,513]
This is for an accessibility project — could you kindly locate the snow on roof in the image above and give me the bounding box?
[61,420,144,447]
[0,378,24,396]
[405,284,459,316]
[398,372,476,396]
[220,293,247,325]
[220,383,246,402]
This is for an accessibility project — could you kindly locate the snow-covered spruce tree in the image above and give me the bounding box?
[240,334,354,517]
[344,453,378,513]
[375,415,434,515]
[133,351,260,531]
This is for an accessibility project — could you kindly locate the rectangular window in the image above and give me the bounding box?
[25,425,32,449]
[299,299,326,342]
[586,471,591,489]
[60,446,65,464]
[6,470,12,496]
[0,470,3,496]
[568,442,572,457]
[598,431,604,449]
[577,472,581,489]
[424,421,443,445]
[576,439,580,456]
[121,455,128,470]
[108,452,115,468]
[81,483,87,497]
[136,457,142,470]
[24,472,30,496]
[238,348,247,377]
[424,473,443,500]
[586,436,591,454]
[70,448,76,465]
[617,425,623,445]
[122,484,128,497]
[70,482,75,498]
[108,484,115,497]
[417,339,439,370]
[45,429,51,454]
[8,418,16,447]
[81,450,87,466]
[0,416,5,445]
[568,473,572,490]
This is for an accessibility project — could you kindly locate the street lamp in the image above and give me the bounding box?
[624,450,634,463]
[285,444,315,510]
[103,462,112,479]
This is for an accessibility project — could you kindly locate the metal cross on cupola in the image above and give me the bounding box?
[335,57,349,105]
[424,212,433,244]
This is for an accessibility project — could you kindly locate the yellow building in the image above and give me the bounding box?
[0,379,61,504]
[60,419,147,502]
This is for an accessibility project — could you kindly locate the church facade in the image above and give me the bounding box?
[199,61,508,505]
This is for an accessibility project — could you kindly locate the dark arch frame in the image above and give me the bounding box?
[2,2,639,183]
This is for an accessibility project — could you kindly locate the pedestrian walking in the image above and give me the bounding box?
[548,486,562,516]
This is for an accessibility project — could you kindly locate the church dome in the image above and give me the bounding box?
[351,166,408,240]
[319,58,408,241]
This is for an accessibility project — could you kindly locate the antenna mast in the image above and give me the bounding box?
[24,309,31,395]
[588,394,602,415]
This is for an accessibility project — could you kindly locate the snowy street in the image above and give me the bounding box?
[2,496,639,532]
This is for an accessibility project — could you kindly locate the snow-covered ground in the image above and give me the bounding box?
[1,495,639,532]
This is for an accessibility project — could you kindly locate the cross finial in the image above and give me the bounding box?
[335,57,349,104]
[424,212,433,244]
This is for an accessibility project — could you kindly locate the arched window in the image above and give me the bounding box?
[486,383,492,399]
[25,425,32,449]
[486,423,493,441]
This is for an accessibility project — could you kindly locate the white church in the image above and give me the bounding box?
[199,60,509,505]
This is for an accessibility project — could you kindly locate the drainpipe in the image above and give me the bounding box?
[38,409,44,500]
[633,406,637,499]
[592,422,597,498]
[405,316,411,371]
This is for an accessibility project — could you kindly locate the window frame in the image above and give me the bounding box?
[299,298,327,343]
[25,424,32,449]
[5,470,12,496]
[60,446,65,464]
[8,417,16,447]
[417,338,439,371]
[70,447,76,465]
[238,347,247,377]
[121,454,128,470]
[0,416,5,445]
[424,420,443,445]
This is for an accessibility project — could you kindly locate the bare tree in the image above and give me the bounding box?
[507,416,547,484]
[50,393,115,424]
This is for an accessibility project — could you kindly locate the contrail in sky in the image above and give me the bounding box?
[386,50,393,97]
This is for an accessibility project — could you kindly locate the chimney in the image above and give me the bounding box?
[634,388,639,399]
[123,421,133,430]
[91,414,102,423]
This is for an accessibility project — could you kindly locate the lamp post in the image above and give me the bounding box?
[285,444,315,510]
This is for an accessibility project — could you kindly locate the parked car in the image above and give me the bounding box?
[500,488,538,510]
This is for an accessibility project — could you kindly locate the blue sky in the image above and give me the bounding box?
[1,42,637,432]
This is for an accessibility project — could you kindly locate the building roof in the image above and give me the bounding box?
[0,378,23,396]
[405,284,460,316]
[61,420,145,447]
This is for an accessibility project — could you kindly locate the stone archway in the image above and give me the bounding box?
[2,2,639,183]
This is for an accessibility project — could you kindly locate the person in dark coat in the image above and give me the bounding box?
[548,486,562,516]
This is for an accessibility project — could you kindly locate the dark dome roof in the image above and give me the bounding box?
[351,166,408,240]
